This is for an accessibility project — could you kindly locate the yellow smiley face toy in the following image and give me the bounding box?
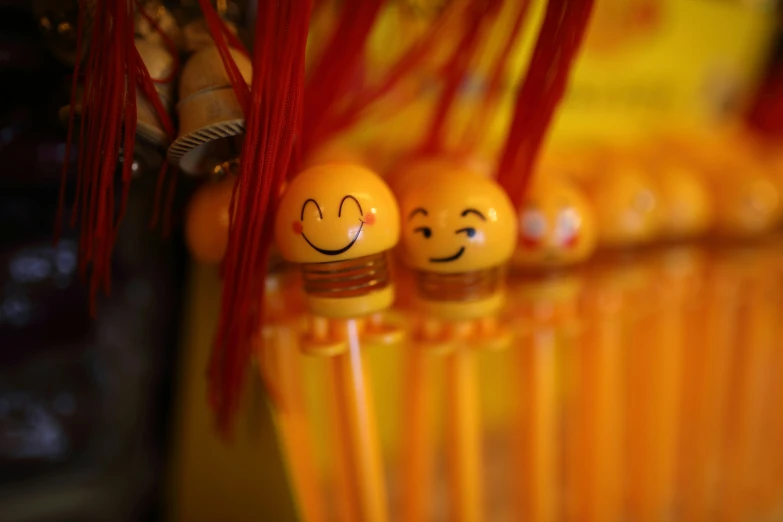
[275,163,400,319]
[397,166,517,321]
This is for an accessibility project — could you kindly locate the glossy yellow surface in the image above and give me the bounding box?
[512,176,597,269]
[274,164,400,264]
[397,167,517,274]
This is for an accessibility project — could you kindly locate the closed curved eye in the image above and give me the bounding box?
[301,198,323,220]
[339,195,363,217]
[455,227,476,238]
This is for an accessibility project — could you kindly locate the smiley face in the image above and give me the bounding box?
[397,167,516,273]
[274,164,400,264]
[512,177,597,269]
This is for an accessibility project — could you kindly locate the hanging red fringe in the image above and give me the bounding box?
[496,0,594,207]
[313,0,464,145]
[301,0,385,153]
[459,0,532,152]
[209,0,312,434]
[58,0,176,312]
[419,0,504,155]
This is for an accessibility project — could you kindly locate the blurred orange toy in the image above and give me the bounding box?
[397,166,516,522]
[275,163,401,522]
[513,175,597,268]
[185,162,238,264]
[576,155,661,248]
[506,174,596,522]
[667,135,782,239]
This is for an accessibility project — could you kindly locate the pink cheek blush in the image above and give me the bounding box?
[364,213,376,225]
[292,221,303,234]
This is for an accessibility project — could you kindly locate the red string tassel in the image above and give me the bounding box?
[496,0,594,207]
[58,0,176,312]
[209,0,312,434]
[301,0,385,153]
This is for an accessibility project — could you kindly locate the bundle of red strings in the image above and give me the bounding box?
[496,0,594,207]
[207,0,313,434]
[58,0,175,312]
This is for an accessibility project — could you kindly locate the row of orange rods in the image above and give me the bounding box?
[258,239,783,522]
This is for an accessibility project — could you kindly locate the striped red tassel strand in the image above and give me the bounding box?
[496,0,594,207]
[208,0,313,434]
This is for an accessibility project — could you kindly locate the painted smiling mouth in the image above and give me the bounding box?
[301,222,364,256]
[429,246,465,263]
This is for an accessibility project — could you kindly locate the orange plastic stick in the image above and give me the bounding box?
[678,259,739,522]
[325,358,360,522]
[570,283,623,522]
[401,323,438,522]
[332,318,390,522]
[272,324,327,522]
[624,256,682,522]
[716,271,776,522]
[516,327,558,522]
[445,321,483,522]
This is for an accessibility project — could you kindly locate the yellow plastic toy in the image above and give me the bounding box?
[651,162,713,241]
[512,175,597,269]
[274,163,401,522]
[578,157,661,248]
[396,166,516,522]
[708,168,781,239]
[185,162,237,264]
[398,167,516,318]
[275,163,400,321]
[666,134,782,238]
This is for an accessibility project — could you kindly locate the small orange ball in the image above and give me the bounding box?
[185,176,236,264]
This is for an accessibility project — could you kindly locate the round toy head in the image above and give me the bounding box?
[275,163,400,264]
[398,167,517,274]
[185,172,235,265]
[513,176,597,269]
[708,167,781,238]
[654,163,713,240]
[582,160,660,248]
